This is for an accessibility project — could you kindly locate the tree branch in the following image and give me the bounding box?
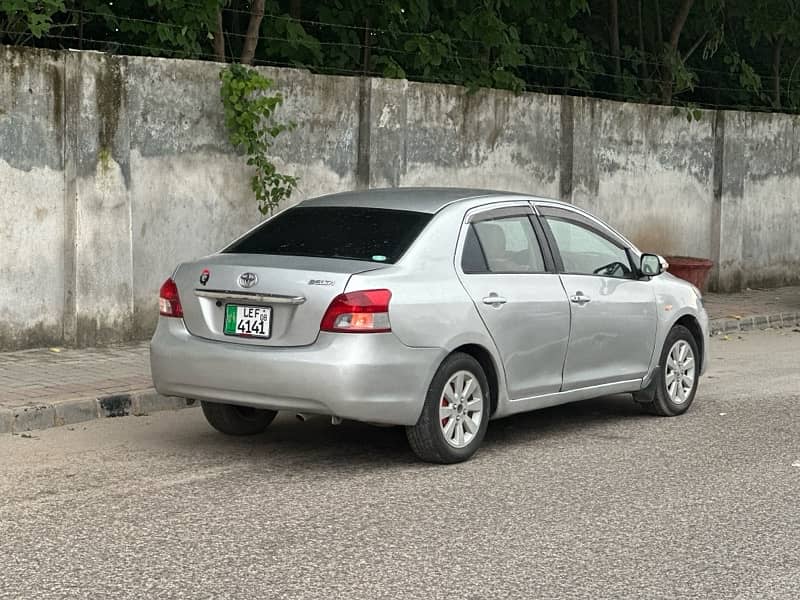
[681,31,707,63]
[773,35,784,108]
[654,0,663,46]
[638,0,649,79]
[240,0,265,66]
[213,8,225,62]
[669,0,695,49]
[609,0,621,80]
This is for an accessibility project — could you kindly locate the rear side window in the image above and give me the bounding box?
[462,216,547,274]
[225,206,432,264]
[461,227,488,273]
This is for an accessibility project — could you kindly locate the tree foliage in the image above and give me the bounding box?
[5,0,800,111]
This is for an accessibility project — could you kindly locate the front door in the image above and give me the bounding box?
[538,206,657,390]
[457,207,571,399]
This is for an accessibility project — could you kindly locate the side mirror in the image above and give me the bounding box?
[640,253,667,277]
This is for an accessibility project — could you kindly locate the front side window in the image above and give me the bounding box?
[225,206,432,263]
[463,215,546,274]
[545,217,633,278]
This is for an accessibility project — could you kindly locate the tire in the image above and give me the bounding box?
[200,401,277,436]
[406,353,491,464]
[635,325,700,416]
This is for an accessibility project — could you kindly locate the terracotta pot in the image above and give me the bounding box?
[664,256,714,291]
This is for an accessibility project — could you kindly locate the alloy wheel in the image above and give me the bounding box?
[439,370,484,448]
[665,340,696,405]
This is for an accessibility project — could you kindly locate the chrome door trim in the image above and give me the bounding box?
[482,295,508,306]
[569,293,591,305]
[454,200,541,276]
[493,377,644,418]
[533,200,640,257]
[509,378,643,405]
[195,289,307,305]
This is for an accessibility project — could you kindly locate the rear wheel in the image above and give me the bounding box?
[635,325,700,416]
[406,353,490,464]
[200,401,277,436]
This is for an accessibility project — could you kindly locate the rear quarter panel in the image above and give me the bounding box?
[346,205,493,349]
[345,204,510,403]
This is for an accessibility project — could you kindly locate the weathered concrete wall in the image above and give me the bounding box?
[717,111,800,291]
[2,44,800,350]
[569,97,715,259]
[369,78,561,197]
[0,48,66,349]
[125,60,361,337]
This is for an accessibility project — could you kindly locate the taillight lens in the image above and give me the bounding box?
[159,278,183,318]
[320,289,391,333]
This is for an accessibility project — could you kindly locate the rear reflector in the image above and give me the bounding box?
[320,289,391,333]
[159,278,184,318]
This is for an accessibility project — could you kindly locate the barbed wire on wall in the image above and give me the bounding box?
[2,6,798,116]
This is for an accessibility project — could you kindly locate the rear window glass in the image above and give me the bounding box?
[224,206,432,264]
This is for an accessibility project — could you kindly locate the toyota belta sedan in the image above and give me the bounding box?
[151,188,708,463]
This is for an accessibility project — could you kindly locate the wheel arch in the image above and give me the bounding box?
[450,343,501,417]
[674,314,704,372]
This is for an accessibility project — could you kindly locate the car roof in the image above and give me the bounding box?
[299,187,637,252]
[299,187,535,214]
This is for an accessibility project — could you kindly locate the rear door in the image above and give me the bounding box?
[456,205,571,400]
[176,206,431,347]
[537,205,657,390]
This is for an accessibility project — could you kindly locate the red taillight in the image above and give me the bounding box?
[320,289,392,333]
[159,278,183,318]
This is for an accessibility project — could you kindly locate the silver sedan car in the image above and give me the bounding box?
[151,188,708,463]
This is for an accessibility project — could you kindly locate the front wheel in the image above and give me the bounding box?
[200,401,277,436]
[635,325,700,416]
[406,353,491,464]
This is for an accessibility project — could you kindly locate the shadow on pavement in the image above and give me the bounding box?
[173,393,650,471]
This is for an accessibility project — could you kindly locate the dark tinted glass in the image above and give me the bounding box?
[473,216,546,273]
[225,206,432,264]
[461,226,489,273]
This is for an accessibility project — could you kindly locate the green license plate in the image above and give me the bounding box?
[223,304,272,338]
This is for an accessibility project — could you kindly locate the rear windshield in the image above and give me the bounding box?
[224,206,432,264]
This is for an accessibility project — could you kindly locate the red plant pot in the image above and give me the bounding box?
[665,256,714,291]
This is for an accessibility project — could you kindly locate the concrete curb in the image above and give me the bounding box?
[709,311,800,336]
[0,390,195,435]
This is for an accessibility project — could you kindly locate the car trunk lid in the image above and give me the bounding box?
[174,254,385,347]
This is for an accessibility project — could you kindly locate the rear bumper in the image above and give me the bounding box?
[150,318,445,426]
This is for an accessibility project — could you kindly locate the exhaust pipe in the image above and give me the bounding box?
[296,413,311,422]
[331,416,343,425]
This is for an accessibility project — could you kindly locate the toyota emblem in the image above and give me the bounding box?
[238,272,258,288]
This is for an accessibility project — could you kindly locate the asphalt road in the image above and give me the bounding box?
[1,330,798,600]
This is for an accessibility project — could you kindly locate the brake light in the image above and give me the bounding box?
[320,289,392,333]
[159,278,184,318]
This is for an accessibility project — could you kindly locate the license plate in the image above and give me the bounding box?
[223,304,272,338]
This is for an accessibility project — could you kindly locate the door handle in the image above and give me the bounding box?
[570,292,591,305]
[482,294,508,306]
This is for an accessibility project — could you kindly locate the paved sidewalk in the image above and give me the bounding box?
[704,285,800,334]
[0,342,188,434]
[1,285,799,434]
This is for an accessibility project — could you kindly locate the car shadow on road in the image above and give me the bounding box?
[183,394,649,471]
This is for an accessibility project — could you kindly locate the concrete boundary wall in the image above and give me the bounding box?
[1,44,799,350]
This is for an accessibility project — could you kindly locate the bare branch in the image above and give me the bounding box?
[610,0,621,79]
[240,0,265,66]
[682,31,708,62]
[669,0,695,49]
[213,8,225,62]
